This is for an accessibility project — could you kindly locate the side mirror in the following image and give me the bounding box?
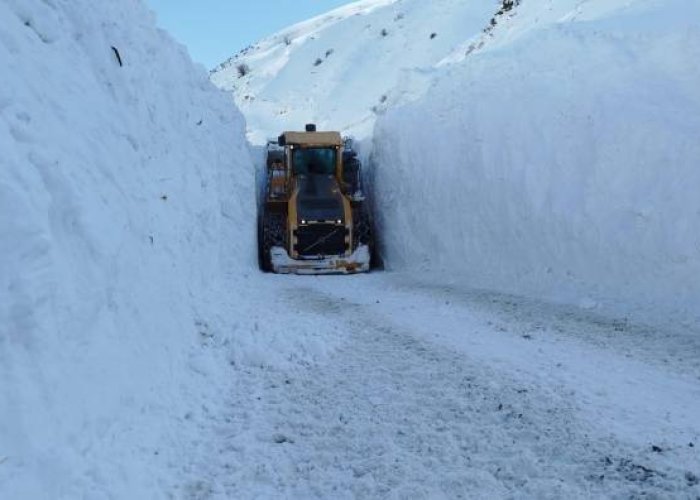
[278,135,286,146]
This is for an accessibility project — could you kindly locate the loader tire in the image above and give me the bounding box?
[260,212,287,272]
[353,205,373,254]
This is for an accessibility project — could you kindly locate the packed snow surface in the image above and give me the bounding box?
[180,273,700,499]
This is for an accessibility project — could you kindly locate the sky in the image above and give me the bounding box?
[144,0,354,69]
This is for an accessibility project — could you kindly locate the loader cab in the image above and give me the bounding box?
[292,147,338,176]
[278,128,344,182]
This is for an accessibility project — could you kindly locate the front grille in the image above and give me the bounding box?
[295,224,347,257]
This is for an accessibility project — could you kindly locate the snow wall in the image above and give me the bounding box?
[373,0,700,320]
[0,0,255,496]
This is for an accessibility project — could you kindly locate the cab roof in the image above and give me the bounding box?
[280,131,342,147]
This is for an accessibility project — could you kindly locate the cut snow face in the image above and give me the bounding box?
[0,0,259,496]
[371,0,700,322]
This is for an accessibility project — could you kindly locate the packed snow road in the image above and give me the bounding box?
[180,273,700,499]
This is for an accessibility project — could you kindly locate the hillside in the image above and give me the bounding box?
[210,0,497,142]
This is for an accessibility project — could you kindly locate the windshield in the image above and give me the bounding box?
[293,148,337,175]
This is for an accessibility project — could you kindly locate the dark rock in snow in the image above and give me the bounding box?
[273,434,294,444]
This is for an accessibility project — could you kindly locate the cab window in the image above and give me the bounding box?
[293,148,337,175]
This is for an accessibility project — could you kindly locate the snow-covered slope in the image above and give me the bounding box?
[211,0,496,142]
[0,0,256,496]
[372,0,700,321]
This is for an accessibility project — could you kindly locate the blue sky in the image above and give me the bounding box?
[144,1,353,69]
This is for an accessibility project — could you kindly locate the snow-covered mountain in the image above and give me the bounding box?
[214,0,700,323]
[210,0,498,143]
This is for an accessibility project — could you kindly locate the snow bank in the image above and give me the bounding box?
[0,0,259,496]
[373,0,700,321]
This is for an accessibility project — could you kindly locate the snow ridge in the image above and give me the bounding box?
[372,0,700,322]
[0,0,255,496]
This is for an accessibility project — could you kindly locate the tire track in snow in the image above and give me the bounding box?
[183,284,700,499]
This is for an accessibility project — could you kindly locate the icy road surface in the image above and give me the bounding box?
[181,273,700,499]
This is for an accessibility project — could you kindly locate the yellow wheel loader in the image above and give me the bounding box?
[258,124,373,274]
